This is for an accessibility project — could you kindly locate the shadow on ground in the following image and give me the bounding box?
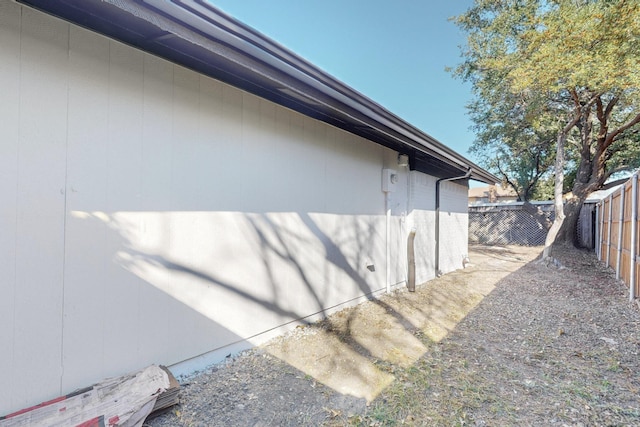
[262,245,541,403]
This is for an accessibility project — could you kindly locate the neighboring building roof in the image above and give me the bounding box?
[18,0,499,184]
[585,185,624,202]
[562,178,627,202]
[468,185,518,200]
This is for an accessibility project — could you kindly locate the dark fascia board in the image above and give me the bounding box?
[18,0,499,184]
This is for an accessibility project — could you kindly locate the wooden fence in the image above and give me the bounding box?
[597,173,640,302]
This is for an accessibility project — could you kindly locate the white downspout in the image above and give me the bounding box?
[435,168,473,276]
[385,191,391,294]
[382,168,397,294]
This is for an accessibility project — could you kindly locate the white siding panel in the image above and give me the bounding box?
[388,160,410,287]
[102,41,144,375]
[409,172,437,284]
[0,1,21,414]
[0,2,474,414]
[171,66,207,210]
[135,54,174,367]
[141,55,174,211]
[438,181,469,274]
[325,128,385,215]
[198,76,238,211]
[62,26,111,392]
[209,83,244,211]
[12,6,68,409]
[293,117,329,212]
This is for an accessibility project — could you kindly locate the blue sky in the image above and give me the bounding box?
[208,0,478,161]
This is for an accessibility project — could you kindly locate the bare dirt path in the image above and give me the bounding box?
[147,245,640,426]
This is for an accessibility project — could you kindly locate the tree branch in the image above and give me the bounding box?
[604,96,618,121]
[496,159,522,201]
[606,112,640,148]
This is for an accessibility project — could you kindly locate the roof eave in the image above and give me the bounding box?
[18,0,499,184]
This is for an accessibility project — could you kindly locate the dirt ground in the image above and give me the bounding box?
[146,245,640,426]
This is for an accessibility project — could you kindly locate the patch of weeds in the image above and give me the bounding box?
[592,405,640,424]
[598,379,613,395]
[335,414,365,427]
[488,399,517,419]
[366,404,396,426]
[606,358,621,372]
[563,382,595,401]
[617,407,640,419]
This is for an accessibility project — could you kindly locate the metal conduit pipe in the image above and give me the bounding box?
[407,228,417,292]
[435,168,473,277]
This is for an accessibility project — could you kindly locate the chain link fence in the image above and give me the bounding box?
[469,203,554,246]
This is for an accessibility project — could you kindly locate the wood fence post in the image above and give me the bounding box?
[607,194,613,267]
[630,174,638,302]
[595,203,599,259]
[616,188,625,280]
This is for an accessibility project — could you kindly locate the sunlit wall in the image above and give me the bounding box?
[0,1,468,415]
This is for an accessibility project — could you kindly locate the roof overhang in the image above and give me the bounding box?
[18,0,499,184]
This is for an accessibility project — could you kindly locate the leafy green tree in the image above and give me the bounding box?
[454,0,640,257]
[467,94,557,202]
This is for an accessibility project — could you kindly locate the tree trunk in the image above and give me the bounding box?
[523,200,552,230]
[552,93,606,249]
[542,130,567,260]
[556,196,584,246]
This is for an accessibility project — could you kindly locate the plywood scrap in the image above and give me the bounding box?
[147,366,180,418]
[0,365,169,427]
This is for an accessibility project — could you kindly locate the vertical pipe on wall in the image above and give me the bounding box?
[616,189,625,280]
[407,228,416,292]
[630,174,638,302]
[385,191,391,294]
[435,168,472,277]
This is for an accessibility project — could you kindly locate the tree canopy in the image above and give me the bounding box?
[454,0,640,250]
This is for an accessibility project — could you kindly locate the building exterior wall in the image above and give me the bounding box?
[437,181,470,273]
[408,172,469,284]
[408,172,437,284]
[0,2,468,415]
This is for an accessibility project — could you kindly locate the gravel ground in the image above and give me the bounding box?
[146,245,640,426]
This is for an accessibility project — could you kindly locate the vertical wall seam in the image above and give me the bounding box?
[138,52,146,362]
[10,4,24,411]
[59,21,72,395]
[101,38,112,378]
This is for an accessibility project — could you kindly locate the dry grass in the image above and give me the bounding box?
[326,246,640,426]
[149,245,640,427]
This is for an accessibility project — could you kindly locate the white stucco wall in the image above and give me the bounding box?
[409,172,437,284]
[0,1,467,415]
[408,172,469,283]
[437,180,470,274]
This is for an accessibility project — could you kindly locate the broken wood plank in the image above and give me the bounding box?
[147,366,181,418]
[0,365,169,427]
